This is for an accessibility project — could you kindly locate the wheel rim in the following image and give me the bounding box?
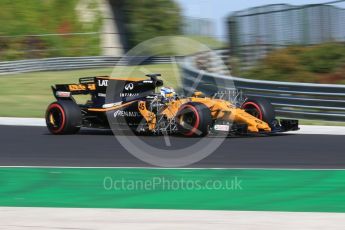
[179,108,197,129]
[46,104,65,133]
[177,105,200,136]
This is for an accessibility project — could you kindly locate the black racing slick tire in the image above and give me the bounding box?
[176,102,212,137]
[241,97,275,125]
[45,100,82,135]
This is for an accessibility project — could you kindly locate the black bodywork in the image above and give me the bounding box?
[52,74,163,131]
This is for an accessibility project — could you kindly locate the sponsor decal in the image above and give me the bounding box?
[68,84,86,91]
[98,93,106,97]
[120,93,139,97]
[79,77,95,84]
[98,79,108,87]
[214,124,230,132]
[143,80,153,83]
[114,110,141,117]
[87,83,96,90]
[56,91,71,97]
[146,96,155,99]
[124,83,134,90]
[102,101,122,109]
[68,84,95,91]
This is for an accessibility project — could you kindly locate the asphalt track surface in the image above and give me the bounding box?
[1,125,345,169]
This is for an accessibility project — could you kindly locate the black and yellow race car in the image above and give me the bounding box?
[45,74,299,136]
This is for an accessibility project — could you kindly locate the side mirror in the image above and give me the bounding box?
[155,79,163,87]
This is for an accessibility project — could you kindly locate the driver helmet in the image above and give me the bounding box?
[160,87,175,98]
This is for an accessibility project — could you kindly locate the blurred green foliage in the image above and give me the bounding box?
[0,0,102,60]
[122,0,182,50]
[235,43,345,84]
[300,43,345,73]
[0,0,216,59]
[0,0,185,59]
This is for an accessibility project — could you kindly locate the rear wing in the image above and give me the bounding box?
[52,74,164,102]
[52,77,105,99]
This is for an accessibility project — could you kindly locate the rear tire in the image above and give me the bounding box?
[176,102,212,137]
[45,100,82,134]
[241,97,275,126]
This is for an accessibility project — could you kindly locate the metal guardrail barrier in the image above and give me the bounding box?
[0,56,172,75]
[181,56,345,121]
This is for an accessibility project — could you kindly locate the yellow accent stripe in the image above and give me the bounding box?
[87,101,137,112]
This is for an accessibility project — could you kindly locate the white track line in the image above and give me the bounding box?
[1,117,345,135]
[289,125,345,135]
[0,207,344,230]
[0,117,45,126]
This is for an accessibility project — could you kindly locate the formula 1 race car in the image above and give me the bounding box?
[45,74,299,136]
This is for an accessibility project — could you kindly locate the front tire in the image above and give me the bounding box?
[45,100,82,135]
[176,102,212,137]
[241,97,275,126]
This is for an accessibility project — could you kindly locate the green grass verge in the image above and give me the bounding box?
[0,64,180,118]
[0,168,345,212]
[298,119,345,126]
